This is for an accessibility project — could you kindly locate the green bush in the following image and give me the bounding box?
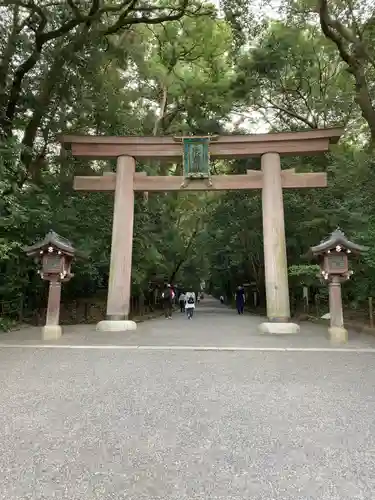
[0,317,16,332]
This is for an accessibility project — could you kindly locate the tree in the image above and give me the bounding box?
[0,0,204,180]
[0,0,234,326]
[2,0,375,330]
[317,0,375,145]
[277,0,375,145]
[232,22,355,132]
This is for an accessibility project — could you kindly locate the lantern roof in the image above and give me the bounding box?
[24,230,75,256]
[310,228,368,256]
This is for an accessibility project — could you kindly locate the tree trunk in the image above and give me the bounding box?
[21,28,90,176]
[318,0,375,145]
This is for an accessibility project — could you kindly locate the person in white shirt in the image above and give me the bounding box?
[185,291,196,319]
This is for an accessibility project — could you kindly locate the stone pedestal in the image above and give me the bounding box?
[328,277,347,344]
[259,152,298,335]
[259,322,300,335]
[328,326,348,344]
[96,320,137,332]
[103,155,137,332]
[42,325,62,340]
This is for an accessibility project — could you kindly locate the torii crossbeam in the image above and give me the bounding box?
[60,128,343,335]
[73,168,326,191]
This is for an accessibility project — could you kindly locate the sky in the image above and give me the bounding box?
[210,0,283,20]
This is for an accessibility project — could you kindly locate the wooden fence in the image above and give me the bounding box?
[0,292,165,326]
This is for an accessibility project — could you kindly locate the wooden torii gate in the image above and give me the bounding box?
[60,128,343,334]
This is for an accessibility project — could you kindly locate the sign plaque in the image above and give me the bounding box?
[183,137,210,179]
[43,254,62,273]
[326,253,348,273]
[173,135,218,187]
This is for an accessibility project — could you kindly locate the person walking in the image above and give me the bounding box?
[185,292,195,319]
[179,291,186,313]
[171,285,176,304]
[235,286,245,315]
[162,284,174,319]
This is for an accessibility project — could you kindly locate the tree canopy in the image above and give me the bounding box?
[1,0,375,327]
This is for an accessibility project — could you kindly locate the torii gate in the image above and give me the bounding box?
[60,128,343,334]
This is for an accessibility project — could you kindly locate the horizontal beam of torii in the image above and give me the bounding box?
[60,127,342,159]
[73,169,327,191]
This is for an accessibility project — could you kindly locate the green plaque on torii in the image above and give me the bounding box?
[174,135,218,187]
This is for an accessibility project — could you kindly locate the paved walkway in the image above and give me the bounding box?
[1,298,375,499]
[2,296,375,349]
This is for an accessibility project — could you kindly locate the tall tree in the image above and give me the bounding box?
[0,0,204,179]
[232,22,354,131]
[317,0,375,145]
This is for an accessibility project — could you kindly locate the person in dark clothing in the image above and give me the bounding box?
[179,292,186,313]
[235,286,245,314]
[162,284,174,319]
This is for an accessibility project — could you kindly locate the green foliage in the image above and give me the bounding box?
[288,265,320,286]
[233,22,355,130]
[0,317,16,333]
[0,0,375,325]
[0,3,227,319]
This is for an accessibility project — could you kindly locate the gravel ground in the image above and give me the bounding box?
[0,347,375,499]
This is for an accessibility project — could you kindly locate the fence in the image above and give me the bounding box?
[0,291,166,326]
[0,297,25,322]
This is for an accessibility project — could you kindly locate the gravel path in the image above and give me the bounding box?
[1,298,375,499]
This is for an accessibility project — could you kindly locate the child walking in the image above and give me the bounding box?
[185,292,195,319]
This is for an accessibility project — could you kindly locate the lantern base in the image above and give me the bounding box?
[96,320,137,332]
[258,322,300,335]
[42,325,62,340]
[328,326,348,344]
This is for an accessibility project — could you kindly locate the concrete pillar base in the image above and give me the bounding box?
[258,322,300,335]
[328,326,348,344]
[42,325,62,340]
[96,320,137,332]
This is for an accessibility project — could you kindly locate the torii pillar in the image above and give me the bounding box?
[259,152,297,335]
[97,156,137,331]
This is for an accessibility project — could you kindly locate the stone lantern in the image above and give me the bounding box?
[309,228,368,343]
[24,230,75,340]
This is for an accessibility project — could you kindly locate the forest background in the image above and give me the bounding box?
[0,0,374,328]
